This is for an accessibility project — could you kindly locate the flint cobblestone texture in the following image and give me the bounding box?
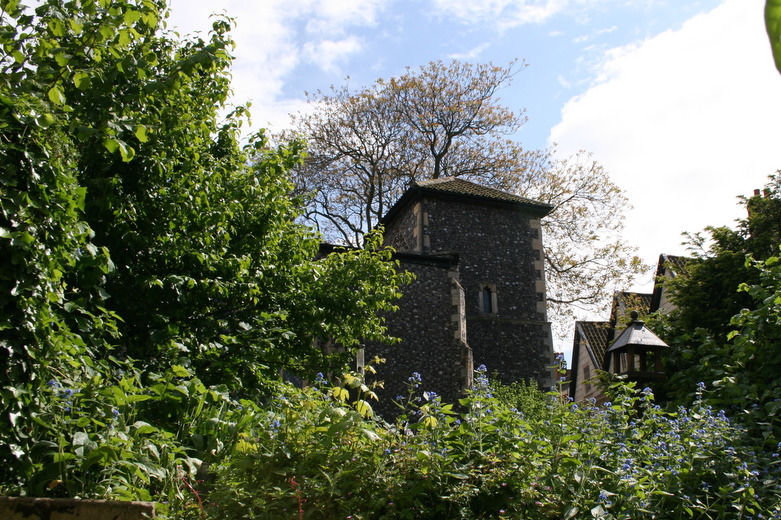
[367,255,470,418]
[367,179,555,418]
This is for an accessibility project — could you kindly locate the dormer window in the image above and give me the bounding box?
[480,284,497,314]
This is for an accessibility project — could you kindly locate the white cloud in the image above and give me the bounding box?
[166,0,385,132]
[448,42,492,60]
[305,0,383,33]
[550,0,781,291]
[431,0,564,25]
[303,37,364,74]
[430,0,606,28]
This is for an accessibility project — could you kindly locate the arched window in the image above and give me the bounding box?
[480,284,497,314]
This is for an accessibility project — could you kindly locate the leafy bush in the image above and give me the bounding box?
[203,364,781,520]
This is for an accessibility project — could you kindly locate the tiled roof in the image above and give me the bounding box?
[416,177,550,208]
[381,176,553,227]
[576,321,611,368]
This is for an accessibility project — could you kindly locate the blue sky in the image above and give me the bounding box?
[167,0,781,354]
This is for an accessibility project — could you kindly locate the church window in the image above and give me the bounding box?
[480,284,497,314]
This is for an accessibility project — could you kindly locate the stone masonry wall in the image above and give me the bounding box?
[365,254,471,419]
[418,197,553,387]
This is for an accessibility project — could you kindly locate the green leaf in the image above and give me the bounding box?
[354,399,372,418]
[134,124,149,142]
[170,365,190,378]
[47,85,66,105]
[132,421,158,435]
[73,71,91,90]
[103,138,119,153]
[118,140,135,162]
[332,387,349,402]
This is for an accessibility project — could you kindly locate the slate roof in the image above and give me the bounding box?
[575,321,611,368]
[382,177,553,225]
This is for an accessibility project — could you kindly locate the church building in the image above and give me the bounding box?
[365,177,556,414]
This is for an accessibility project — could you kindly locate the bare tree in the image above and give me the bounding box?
[287,60,646,324]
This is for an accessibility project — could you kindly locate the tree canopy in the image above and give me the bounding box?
[0,0,407,393]
[288,60,645,323]
[652,174,781,443]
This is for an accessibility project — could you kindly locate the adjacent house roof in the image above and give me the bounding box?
[575,321,611,368]
[382,177,553,225]
[650,254,690,312]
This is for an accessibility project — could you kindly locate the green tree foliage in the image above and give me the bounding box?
[205,366,781,520]
[287,60,645,326]
[719,253,781,446]
[1,0,409,500]
[653,175,781,441]
[1,0,408,390]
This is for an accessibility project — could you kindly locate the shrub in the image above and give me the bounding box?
[203,364,781,519]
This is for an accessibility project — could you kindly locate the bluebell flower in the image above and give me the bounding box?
[46,380,58,388]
